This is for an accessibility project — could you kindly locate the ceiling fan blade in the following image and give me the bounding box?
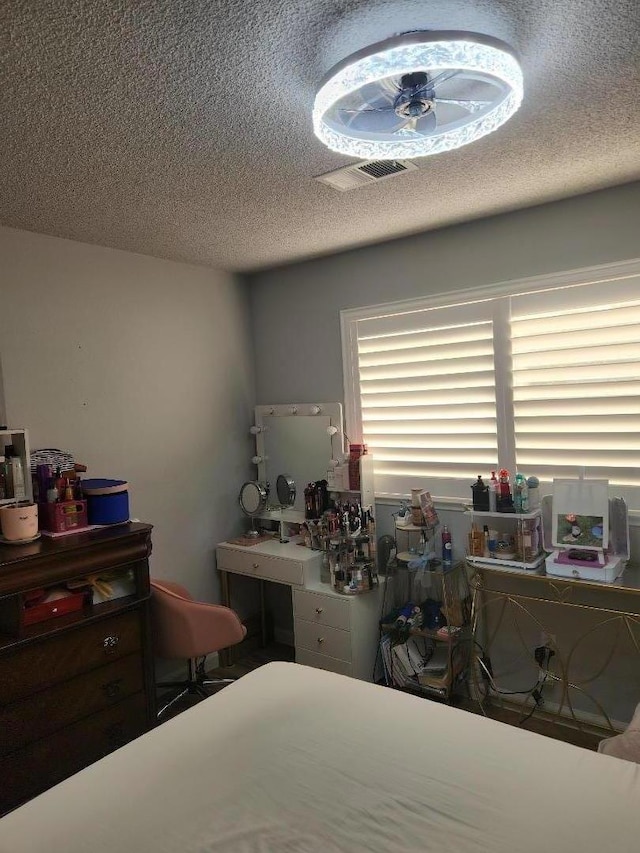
[398,69,460,99]
[434,97,491,113]
[407,81,434,99]
[420,110,437,133]
[339,107,397,114]
[428,69,460,89]
[393,116,418,134]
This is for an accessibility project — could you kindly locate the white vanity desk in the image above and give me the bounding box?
[216,537,382,681]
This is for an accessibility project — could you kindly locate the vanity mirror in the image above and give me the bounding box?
[275,474,296,542]
[238,480,269,537]
[253,403,344,520]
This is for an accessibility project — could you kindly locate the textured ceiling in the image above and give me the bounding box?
[1,1,639,272]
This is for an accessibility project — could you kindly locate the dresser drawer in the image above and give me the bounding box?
[293,589,350,630]
[0,653,145,755]
[0,691,148,814]
[296,647,353,677]
[294,617,352,662]
[0,610,142,705]
[217,547,304,586]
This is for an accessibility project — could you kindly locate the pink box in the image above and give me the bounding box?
[39,500,88,533]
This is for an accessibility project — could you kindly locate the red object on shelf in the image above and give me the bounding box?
[38,500,88,533]
[348,443,367,491]
[22,590,89,626]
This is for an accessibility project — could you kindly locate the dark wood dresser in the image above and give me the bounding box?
[0,522,156,814]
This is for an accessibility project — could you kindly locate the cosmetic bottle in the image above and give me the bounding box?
[527,476,540,511]
[0,455,5,500]
[488,471,498,512]
[320,547,331,584]
[441,525,452,569]
[2,449,14,499]
[514,473,528,513]
[47,479,59,503]
[5,446,25,501]
[497,469,512,511]
[471,475,489,511]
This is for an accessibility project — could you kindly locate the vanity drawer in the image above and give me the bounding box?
[0,653,145,754]
[0,610,142,705]
[294,617,352,663]
[217,547,304,586]
[293,589,350,631]
[296,647,353,677]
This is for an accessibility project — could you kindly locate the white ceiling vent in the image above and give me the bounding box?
[316,159,418,191]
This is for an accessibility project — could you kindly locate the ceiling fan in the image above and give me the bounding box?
[339,69,493,137]
[313,31,523,160]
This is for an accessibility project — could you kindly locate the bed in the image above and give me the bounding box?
[1,662,639,852]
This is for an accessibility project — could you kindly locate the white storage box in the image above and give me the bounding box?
[542,488,629,584]
[544,551,626,583]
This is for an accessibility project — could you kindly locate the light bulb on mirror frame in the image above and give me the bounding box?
[251,455,264,465]
[326,425,339,436]
[249,425,263,435]
[309,405,322,415]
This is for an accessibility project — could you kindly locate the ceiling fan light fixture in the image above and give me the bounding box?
[313,31,523,160]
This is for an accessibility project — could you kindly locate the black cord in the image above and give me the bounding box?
[518,671,549,726]
[474,639,551,697]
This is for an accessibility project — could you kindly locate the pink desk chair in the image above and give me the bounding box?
[150,579,247,718]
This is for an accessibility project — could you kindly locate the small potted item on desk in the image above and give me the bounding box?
[0,499,39,544]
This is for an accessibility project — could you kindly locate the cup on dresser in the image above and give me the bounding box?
[0,501,38,541]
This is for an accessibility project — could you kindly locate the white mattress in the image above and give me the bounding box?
[1,662,639,852]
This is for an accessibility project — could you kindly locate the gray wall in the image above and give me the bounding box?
[249,181,640,405]
[0,226,256,602]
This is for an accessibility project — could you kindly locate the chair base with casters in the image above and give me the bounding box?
[156,657,237,719]
[150,579,247,720]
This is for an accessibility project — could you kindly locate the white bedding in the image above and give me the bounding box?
[1,662,639,852]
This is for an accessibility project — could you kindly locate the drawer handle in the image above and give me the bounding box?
[317,637,325,645]
[315,607,324,615]
[103,635,120,654]
[252,563,259,569]
[102,678,123,699]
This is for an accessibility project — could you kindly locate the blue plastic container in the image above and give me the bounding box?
[82,479,129,525]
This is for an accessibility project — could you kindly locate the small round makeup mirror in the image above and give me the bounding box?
[275,474,296,543]
[276,474,296,507]
[238,480,269,538]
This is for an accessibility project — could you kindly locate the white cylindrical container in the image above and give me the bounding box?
[0,502,38,541]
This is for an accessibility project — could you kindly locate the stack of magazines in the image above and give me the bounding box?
[380,635,449,692]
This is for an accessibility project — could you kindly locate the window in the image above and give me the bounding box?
[341,259,640,506]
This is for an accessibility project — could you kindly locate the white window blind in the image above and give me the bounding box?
[352,300,501,499]
[511,279,640,489]
[342,261,640,505]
